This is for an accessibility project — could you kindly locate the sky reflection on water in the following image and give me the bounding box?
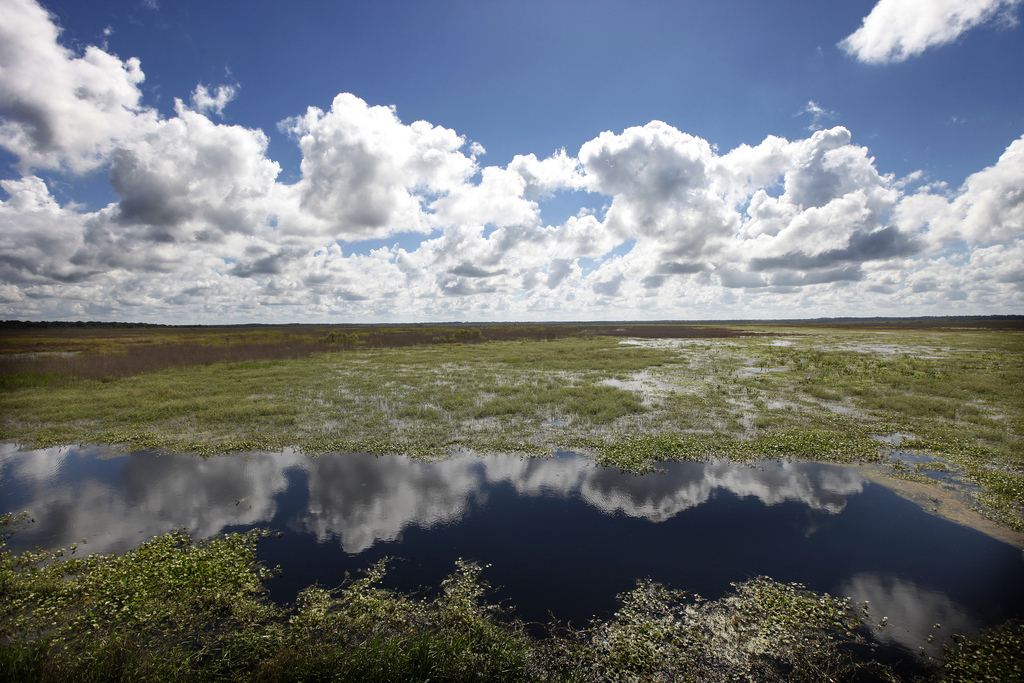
[2,443,1022,656]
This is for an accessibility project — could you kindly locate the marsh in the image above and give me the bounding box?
[2,320,1023,679]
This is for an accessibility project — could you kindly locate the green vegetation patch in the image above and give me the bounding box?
[2,324,1023,532]
[556,576,875,682]
[3,515,1017,682]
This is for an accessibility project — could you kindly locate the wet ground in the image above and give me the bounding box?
[3,444,1023,661]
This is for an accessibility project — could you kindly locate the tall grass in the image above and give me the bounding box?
[0,341,334,385]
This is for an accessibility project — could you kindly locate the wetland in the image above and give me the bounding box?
[1,319,1023,680]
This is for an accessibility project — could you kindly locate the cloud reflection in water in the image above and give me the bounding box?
[841,573,981,658]
[3,443,1022,654]
[2,445,863,555]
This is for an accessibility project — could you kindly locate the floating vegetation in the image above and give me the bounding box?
[2,516,1019,682]
[555,577,880,682]
[2,322,1023,534]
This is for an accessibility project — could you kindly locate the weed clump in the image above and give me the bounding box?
[319,331,361,346]
[0,515,532,682]
[0,514,1016,682]
[549,577,886,682]
[942,620,1024,683]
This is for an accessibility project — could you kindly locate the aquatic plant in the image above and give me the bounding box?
[1,517,1018,682]
[942,620,1024,683]
[552,576,888,682]
[2,323,1022,533]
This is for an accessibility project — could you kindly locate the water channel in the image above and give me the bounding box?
[2,443,1023,661]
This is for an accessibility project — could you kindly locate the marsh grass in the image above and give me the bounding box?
[2,323,1023,530]
[3,516,1018,682]
[0,322,762,388]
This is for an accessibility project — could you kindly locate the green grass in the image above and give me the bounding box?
[3,515,1019,682]
[2,325,1023,532]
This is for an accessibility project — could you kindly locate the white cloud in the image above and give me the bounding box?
[840,0,1022,64]
[578,121,739,270]
[279,93,477,240]
[0,176,91,283]
[108,101,281,240]
[799,100,837,131]
[951,135,1024,244]
[896,134,1024,246]
[1,0,1022,322]
[580,121,714,201]
[0,0,157,172]
[507,148,585,198]
[431,165,537,228]
[190,84,237,117]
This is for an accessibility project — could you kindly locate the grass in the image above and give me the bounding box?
[2,320,1023,680]
[2,321,1023,532]
[7,516,1021,682]
[0,336,678,456]
[0,321,761,384]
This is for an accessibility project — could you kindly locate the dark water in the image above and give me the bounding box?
[2,443,1023,658]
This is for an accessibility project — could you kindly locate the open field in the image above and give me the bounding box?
[2,319,1023,537]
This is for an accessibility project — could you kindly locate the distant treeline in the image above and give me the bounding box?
[2,315,1021,331]
[0,320,172,330]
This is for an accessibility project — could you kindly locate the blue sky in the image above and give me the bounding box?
[1,0,1023,323]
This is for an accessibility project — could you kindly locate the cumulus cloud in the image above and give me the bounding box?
[0,175,97,284]
[0,0,1022,322]
[280,93,477,240]
[110,101,280,239]
[840,0,1022,64]
[191,84,237,117]
[896,134,1024,246]
[0,0,157,172]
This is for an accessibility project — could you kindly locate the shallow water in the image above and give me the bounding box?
[2,443,1023,658]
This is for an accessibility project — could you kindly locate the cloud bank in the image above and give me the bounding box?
[1,0,1022,322]
[840,0,1022,64]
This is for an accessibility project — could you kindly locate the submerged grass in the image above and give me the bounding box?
[1,323,1023,532]
[2,322,1023,680]
[5,516,1018,682]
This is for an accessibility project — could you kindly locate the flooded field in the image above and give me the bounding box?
[3,443,1022,664]
[2,321,1023,679]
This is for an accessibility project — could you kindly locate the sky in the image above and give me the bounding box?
[1,0,1023,324]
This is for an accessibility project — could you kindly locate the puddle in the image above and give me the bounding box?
[599,371,681,404]
[870,435,984,492]
[617,338,724,350]
[831,342,948,359]
[736,365,787,378]
[0,351,80,360]
[874,433,917,447]
[2,444,1022,658]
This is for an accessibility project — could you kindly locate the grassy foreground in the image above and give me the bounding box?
[2,514,1021,682]
[2,320,1022,534]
